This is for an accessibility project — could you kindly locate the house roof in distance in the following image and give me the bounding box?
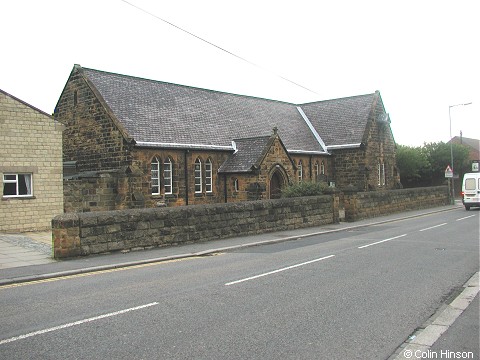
[449,136,480,152]
[74,65,383,153]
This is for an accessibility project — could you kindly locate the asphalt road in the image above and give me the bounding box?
[0,208,478,359]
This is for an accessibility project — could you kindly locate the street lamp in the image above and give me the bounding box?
[449,102,472,204]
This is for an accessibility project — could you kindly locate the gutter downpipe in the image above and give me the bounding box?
[224,174,228,203]
[184,150,189,206]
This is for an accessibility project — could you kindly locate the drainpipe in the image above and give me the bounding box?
[184,150,189,206]
[309,155,313,181]
[224,174,228,203]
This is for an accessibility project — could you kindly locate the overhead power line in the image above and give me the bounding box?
[119,0,319,96]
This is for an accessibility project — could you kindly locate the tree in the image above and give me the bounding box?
[396,145,429,187]
[421,142,470,186]
[396,142,470,188]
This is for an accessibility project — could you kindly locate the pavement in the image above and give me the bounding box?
[0,203,478,358]
[0,231,54,269]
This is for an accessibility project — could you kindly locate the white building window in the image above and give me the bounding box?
[205,159,213,193]
[151,157,160,195]
[321,161,325,175]
[233,178,239,192]
[194,158,202,193]
[314,162,319,180]
[3,173,32,197]
[298,160,303,182]
[164,157,173,194]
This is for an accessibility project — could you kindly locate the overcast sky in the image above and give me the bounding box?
[1,0,478,146]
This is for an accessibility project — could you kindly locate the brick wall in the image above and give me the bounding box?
[344,186,449,221]
[0,91,64,232]
[52,195,337,258]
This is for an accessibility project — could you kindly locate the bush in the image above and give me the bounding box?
[282,181,328,198]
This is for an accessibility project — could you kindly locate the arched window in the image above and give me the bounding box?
[194,158,202,193]
[298,160,303,182]
[205,159,213,193]
[314,162,319,180]
[164,157,173,194]
[382,162,386,186]
[377,161,381,186]
[151,157,160,195]
[321,161,325,175]
[233,178,239,192]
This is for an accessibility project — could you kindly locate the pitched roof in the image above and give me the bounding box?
[80,67,325,153]
[450,136,480,152]
[299,93,379,148]
[218,135,272,173]
[0,88,52,118]
[72,66,383,153]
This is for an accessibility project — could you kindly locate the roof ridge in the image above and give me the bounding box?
[0,88,52,117]
[452,135,479,142]
[80,65,296,106]
[298,92,377,106]
[234,134,272,141]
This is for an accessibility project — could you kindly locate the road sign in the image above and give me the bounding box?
[445,165,453,178]
[472,161,479,172]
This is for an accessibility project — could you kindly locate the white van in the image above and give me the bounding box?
[461,172,480,210]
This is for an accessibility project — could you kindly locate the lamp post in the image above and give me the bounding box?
[449,102,472,204]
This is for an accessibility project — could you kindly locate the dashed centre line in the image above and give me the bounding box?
[456,215,476,221]
[225,255,335,286]
[419,223,447,232]
[357,234,408,249]
[0,302,158,346]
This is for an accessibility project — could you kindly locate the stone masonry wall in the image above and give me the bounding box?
[332,147,367,190]
[344,186,449,222]
[54,67,134,173]
[53,195,337,258]
[1,91,64,232]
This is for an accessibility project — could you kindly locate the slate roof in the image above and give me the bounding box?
[218,136,272,173]
[81,67,325,153]
[76,66,383,153]
[299,93,378,148]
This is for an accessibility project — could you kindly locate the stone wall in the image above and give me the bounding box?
[1,91,64,232]
[54,66,134,173]
[53,195,337,258]
[343,186,449,222]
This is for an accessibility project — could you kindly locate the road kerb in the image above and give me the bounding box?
[0,205,462,287]
[390,272,479,360]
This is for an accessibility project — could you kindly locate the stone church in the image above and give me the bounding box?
[55,65,398,211]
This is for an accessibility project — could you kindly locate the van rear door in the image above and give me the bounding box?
[462,174,480,209]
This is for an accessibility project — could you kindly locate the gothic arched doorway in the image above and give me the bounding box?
[269,169,285,199]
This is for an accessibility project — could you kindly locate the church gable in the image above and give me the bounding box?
[219,130,295,176]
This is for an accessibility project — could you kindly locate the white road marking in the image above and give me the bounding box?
[225,255,335,286]
[419,223,447,232]
[357,234,407,249]
[456,215,476,221]
[0,302,158,345]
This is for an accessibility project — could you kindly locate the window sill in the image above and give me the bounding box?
[2,196,36,201]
